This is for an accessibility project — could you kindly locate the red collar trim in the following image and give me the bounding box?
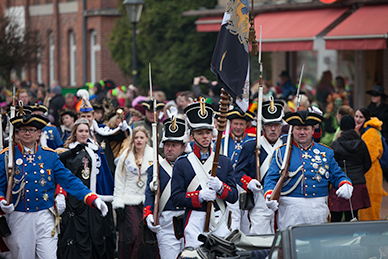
[193,144,211,159]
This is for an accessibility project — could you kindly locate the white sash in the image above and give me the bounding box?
[260,136,283,181]
[186,153,227,232]
[159,156,172,213]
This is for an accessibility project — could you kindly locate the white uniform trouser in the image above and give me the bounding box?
[226,186,249,234]
[277,196,329,231]
[184,210,230,249]
[249,190,274,235]
[4,209,57,259]
[156,211,184,259]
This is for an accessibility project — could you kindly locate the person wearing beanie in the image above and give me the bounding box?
[355,108,388,220]
[329,115,372,221]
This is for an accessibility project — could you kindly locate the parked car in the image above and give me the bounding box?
[178,220,388,259]
[268,220,388,259]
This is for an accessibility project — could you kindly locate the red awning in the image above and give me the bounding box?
[253,8,348,51]
[195,8,348,52]
[325,5,388,50]
[196,16,222,32]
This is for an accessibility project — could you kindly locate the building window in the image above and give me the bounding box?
[90,30,97,83]
[69,31,76,86]
[37,48,42,84]
[49,32,55,86]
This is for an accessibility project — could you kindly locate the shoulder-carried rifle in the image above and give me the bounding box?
[5,85,17,204]
[270,65,304,202]
[149,63,161,225]
[204,89,229,232]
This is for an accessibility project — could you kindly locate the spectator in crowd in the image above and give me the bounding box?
[355,108,388,220]
[278,71,296,100]
[192,75,221,111]
[330,115,371,221]
[334,76,349,106]
[113,126,159,259]
[48,84,65,127]
[332,105,354,141]
[366,85,388,144]
[36,86,48,106]
[17,89,31,105]
[177,91,195,114]
[58,118,115,258]
[63,93,78,110]
[316,70,335,111]
[58,108,77,142]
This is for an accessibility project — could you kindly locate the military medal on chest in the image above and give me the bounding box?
[82,157,90,180]
[137,179,145,188]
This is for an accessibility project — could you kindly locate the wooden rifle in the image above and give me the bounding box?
[149,63,161,225]
[5,85,17,204]
[270,65,304,202]
[204,89,229,232]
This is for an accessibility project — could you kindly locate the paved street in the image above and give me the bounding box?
[380,180,388,220]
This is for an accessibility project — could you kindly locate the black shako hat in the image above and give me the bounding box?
[10,114,49,129]
[284,110,323,126]
[184,101,214,132]
[161,117,186,143]
[7,105,32,117]
[365,85,387,98]
[262,99,284,124]
[226,107,254,122]
[140,100,165,111]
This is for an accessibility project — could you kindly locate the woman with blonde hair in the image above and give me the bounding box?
[58,118,115,258]
[113,126,158,258]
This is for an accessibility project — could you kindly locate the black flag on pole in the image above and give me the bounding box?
[210,0,250,112]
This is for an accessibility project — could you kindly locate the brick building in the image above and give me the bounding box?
[1,0,131,88]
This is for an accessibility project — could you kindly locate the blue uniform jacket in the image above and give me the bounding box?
[0,143,95,212]
[264,141,351,198]
[220,132,255,166]
[43,125,63,149]
[143,159,184,219]
[171,152,238,215]
[235,135,287,191]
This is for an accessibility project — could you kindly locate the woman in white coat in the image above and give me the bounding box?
[112,126,159,259]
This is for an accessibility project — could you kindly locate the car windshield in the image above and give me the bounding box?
[289,221,388,259]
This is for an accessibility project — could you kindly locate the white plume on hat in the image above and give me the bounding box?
[76,89,90,101]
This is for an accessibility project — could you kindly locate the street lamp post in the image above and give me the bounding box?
[123,0,144,87]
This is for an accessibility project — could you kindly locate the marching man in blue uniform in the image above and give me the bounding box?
[264,110,353,231]
[221,107,255,167]
[171,101,238,249]
[0,113,108,258]
[143,116,186,259]
[235,99,287,234]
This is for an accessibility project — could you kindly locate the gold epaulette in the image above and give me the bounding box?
[55,148,68,154]
[0,147,9,155]
[42,146,55,152]
[317,142,332,150]
[247,133,256,138]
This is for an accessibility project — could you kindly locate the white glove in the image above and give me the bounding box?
[55,194,66,215]
[94,197,108,217]
[247,179,262,194]
[265,194,279,212]
[146,215,161,233]
[149,179,158,192]
[158,111,164,120]
[199,188,216,202]
[120,120,130,132]
[208,176,223,192]
[166,106,178,119]
[336,184,353,200]
[308,106,323,116]
[0,199,14,214]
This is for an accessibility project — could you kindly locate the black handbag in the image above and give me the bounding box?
[173,213,184,240]
[0,216,11,238]
[239,192,255,210]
